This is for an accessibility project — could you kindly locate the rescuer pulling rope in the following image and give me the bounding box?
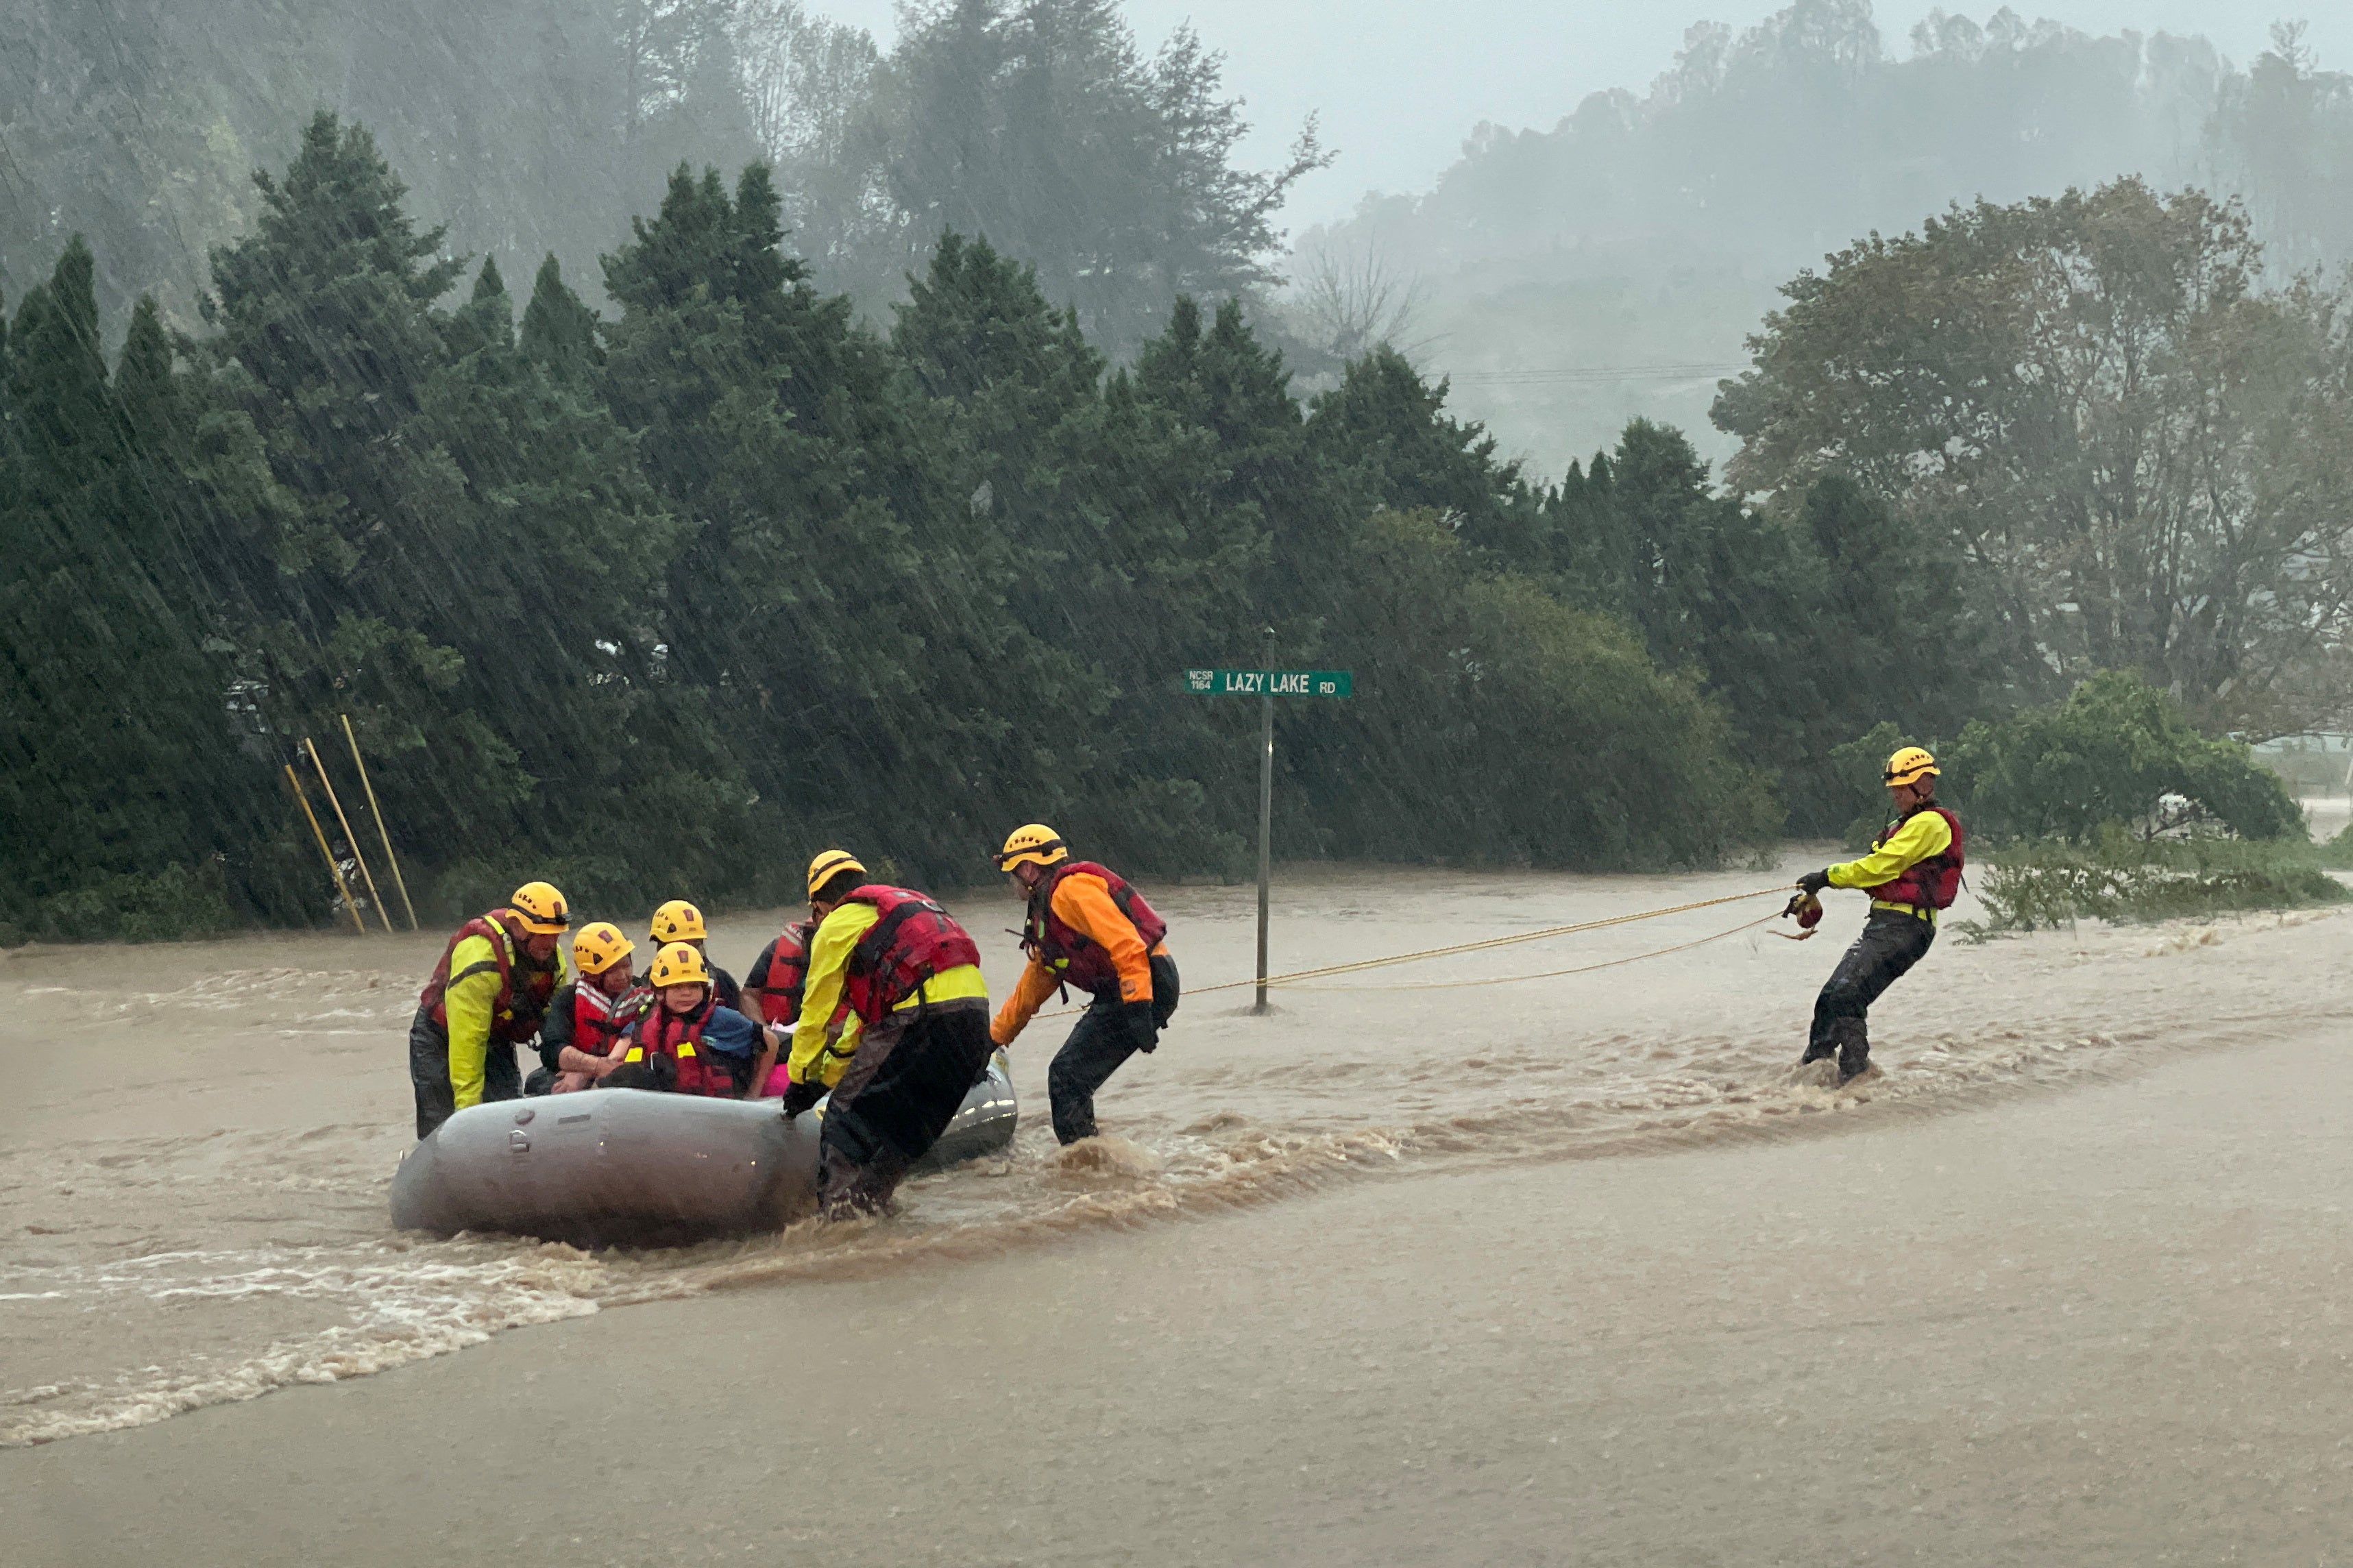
[1790,746,1964,1085]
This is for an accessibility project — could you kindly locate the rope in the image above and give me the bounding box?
[1034,885,1790,1015]
[1271,909,1783,991]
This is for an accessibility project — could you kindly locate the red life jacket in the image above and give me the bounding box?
[1023,861,1168,998]
[757,920,816,1026]
[570,980,647,1057]
[838,885,982,1027]
[624,994,737,1097]
[1866,805,1966,913]
[417,909,560,1044]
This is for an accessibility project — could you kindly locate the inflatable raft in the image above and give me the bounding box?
[391,1053,1017,1246]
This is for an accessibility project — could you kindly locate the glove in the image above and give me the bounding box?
[779,1077,826,1117]
[1796,870,1830,896]
[1121,999,1159,1055]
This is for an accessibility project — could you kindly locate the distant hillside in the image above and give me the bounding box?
[1295,2,2353,478]
[0,0,757,329]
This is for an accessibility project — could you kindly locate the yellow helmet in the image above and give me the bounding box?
[648,941,711,989]
[1883,746,1940,787]
[572,921,633,977]
[649,898,707,944]
[806,849,867,899]
[509,881,572,934]
[995,822,1069,872]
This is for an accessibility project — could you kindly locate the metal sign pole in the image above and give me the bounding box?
[1178,665,1352,1019]
[1256,690,1273,1014]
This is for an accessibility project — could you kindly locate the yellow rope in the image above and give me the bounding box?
[1036,885,1790,1015]
[1271,909,1783,991]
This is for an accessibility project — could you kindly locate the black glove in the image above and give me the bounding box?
[1796,870,1830,896]
[779,1077,826,1117]
[1122,999,1159,1055]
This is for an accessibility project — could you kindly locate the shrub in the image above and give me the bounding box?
[1966,828,2348,932]
[1950,671,2301,844]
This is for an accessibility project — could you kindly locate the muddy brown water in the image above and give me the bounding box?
[3,861,2340,1458]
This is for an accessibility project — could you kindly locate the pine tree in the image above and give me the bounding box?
[519,254,603,384]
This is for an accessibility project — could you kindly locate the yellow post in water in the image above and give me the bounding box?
[285,764,365,933]
[305,737,393,933]
[340,714,418,931]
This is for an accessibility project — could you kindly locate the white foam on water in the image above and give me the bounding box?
[6,890,2345,1447]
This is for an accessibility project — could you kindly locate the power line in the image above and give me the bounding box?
[1446,362,1751,386]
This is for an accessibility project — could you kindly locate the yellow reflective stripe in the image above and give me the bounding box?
[892,962,989,1011]
[624,1046,644,1063]
[678,1041,696,1057]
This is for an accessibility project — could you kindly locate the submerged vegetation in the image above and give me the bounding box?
[1963,833,2350,935]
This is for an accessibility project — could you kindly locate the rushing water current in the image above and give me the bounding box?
[3,862,2343,1447]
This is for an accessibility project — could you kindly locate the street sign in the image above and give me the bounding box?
[1182,668,1353,698]
[1179,666,1356,1013]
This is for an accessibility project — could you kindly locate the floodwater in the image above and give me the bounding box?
[3,859,2341,1458]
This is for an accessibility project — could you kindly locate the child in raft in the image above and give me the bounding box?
[606,941,784,1097]
[531,922,649,1094]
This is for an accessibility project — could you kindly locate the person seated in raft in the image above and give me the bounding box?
[647,899,753,1020]
[605,942,784,1097]
[527,922,650,1094]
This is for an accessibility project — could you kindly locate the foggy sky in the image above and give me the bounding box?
[818,1,2345,225]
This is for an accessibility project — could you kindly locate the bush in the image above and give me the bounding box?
[1950,671,2301,844]
[1831,672,2304,853]
[11,859,242,944]
[1966,829,2348,932]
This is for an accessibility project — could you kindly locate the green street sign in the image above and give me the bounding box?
[1182,668,1353,698]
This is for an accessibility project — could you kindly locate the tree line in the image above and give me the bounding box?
[9,110,2329,942]
[0,117,1788,942]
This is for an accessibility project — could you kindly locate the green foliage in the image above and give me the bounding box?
[1526,428,2000,836]
[1714,177,2353,739]
[777,0,1330,356]
[1964,829,2349,934]
[0,123,1818,942]
[1297,511,1779,869]
[1947,672,2304,845]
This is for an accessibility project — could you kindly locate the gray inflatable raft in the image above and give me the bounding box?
[391,1053,1017,1246]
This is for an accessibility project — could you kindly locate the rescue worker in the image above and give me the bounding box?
[531,922,646,1094]
[988,824,1178,1144]
[742,916,849,1098]
[1792,746,1964,1084]
[409,881,571,1139]
[783,850,992,1215]
[647,899,751,1019]
[604,942,779,1096]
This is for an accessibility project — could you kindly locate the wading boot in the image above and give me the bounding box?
[1833,1020,1871,1086]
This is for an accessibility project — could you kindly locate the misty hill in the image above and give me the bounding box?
[0,0,760,327]
[0,0,1321,363]
[1299,2,2353,475]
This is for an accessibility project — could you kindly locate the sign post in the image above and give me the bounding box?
[1181,667,1354,1012]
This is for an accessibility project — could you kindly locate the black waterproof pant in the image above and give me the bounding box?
[818,999,996,1216]
[1049,953,1180,1144]
[408,1007,521,1140]
[1804,909,1935,1081]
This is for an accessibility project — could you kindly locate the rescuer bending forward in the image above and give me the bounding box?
[990,824,1178,1144]
[409,881,572,1138]
[783,851,995,1215]
[1792,747,1964,1085]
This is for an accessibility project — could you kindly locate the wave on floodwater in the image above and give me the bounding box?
[3,905,2345,1447]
